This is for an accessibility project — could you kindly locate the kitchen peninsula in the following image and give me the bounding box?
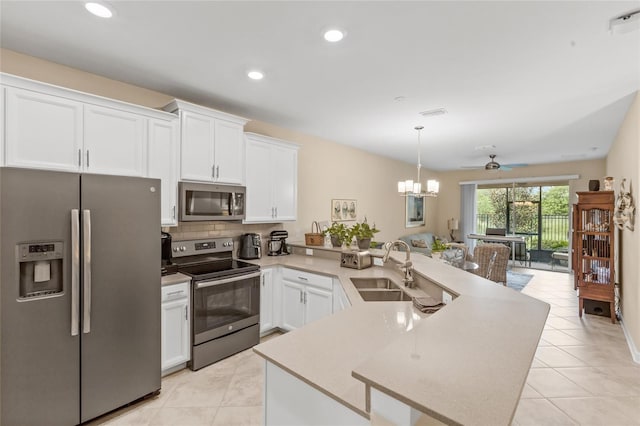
[253,249,549,425]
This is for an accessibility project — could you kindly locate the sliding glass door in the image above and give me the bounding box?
[476,184,569,270]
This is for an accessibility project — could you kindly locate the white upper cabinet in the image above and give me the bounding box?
[148,118,179,226]
[5,87,83,172]
[244,133,299,223]
[214,119,245,184]
[84,104,146,176]
[2,74,177,180]
[179,110,214,181]
[163,100,248,185]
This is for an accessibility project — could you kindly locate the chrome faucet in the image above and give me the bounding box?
[383,240,414,288]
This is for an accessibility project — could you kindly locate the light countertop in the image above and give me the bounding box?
[251,251,549,425]
[160,272,190,287]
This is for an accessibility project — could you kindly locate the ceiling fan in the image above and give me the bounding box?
[462,154,528,171]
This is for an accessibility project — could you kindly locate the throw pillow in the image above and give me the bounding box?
[411,239,428,248]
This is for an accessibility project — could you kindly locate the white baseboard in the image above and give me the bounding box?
[620,314,640,364]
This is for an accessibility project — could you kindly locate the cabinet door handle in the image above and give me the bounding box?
[299,290,303,303]
[275,206,278,217]
[216,165,220,179]
[298,276,308,281]
[86,150,90,168]
[78,149,82,167]
[212,164,216,178]
[172,205,176,219]
[184,305,188,321]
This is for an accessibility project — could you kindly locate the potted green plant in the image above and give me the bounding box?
[323,222,349,248]
[430,238,448,258]
[348,222,380,250]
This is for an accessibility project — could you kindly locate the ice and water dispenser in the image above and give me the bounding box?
[18,241,64,299]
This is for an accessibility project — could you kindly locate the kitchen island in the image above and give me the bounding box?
[252,249,549,425]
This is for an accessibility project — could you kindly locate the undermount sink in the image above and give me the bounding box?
[357,289,413,302]
[350,277,400,290]
[351,277,413,302]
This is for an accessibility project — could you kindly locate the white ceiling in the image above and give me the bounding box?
[1,1,639,171]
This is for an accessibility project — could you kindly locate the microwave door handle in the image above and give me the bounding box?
[71,209,80,336]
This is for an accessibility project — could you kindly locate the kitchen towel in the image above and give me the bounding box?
[413,296,445,314]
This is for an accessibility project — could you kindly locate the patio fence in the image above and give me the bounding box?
[476,214,569,250]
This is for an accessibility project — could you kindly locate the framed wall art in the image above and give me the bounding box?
[406,195,425,227]
[331,199,357,222]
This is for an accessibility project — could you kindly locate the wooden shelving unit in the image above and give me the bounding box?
[572,191,616,323]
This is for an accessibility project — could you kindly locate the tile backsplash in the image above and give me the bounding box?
[162,221,283,252]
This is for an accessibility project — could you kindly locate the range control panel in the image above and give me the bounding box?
[171,237,233,257]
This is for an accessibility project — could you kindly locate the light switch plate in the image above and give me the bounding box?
[442,291,453,304]
[305,248,313,256]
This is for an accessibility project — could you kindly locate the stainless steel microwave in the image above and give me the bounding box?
[178,182,245,222]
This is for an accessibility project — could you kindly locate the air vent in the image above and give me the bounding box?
[419,108,447,117]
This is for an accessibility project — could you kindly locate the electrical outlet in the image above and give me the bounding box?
[442,291,453,305]
[305,248,313,256]
[373,257,384,267]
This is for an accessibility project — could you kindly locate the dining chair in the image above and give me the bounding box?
[471,243,511,285]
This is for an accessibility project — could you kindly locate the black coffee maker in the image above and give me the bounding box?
[267,230,289,256]
[161,232,177,275]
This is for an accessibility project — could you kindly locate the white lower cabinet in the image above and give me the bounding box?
[260,268,275,333]
[161,281,190,375]
[280,268,333,331]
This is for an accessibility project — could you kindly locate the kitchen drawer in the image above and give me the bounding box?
[281,268,332,291]
[161,281,189,303]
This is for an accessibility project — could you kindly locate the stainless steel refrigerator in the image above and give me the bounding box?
[0,167,161,425]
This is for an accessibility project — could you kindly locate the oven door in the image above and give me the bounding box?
[192,271,260,345]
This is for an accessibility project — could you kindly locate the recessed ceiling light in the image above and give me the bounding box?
[247,70,264,80]
[323,29,345,42]
[85,2,113,18]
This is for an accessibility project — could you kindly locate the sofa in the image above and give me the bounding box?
[398,232,436,256]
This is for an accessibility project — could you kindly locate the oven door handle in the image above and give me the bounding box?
[195,271,261,289]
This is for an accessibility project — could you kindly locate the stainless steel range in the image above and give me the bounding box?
[171,237,260,370]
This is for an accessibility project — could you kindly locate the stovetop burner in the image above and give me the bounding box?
[178,259,259,281]
[168,237,260,281]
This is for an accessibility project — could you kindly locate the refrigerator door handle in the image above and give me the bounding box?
[71,209,80,336]
[83,209,92,334]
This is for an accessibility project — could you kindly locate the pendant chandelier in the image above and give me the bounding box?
[397,126,439,197]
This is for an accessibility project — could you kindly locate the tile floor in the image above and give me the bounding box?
[512,267,640,426]
[91,269,640,425]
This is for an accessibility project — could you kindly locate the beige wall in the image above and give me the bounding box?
[434,160,607,238]
[244,120,437,243]
[1,48,430,244]
[0,49,173,108]
[606,92,640,357]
